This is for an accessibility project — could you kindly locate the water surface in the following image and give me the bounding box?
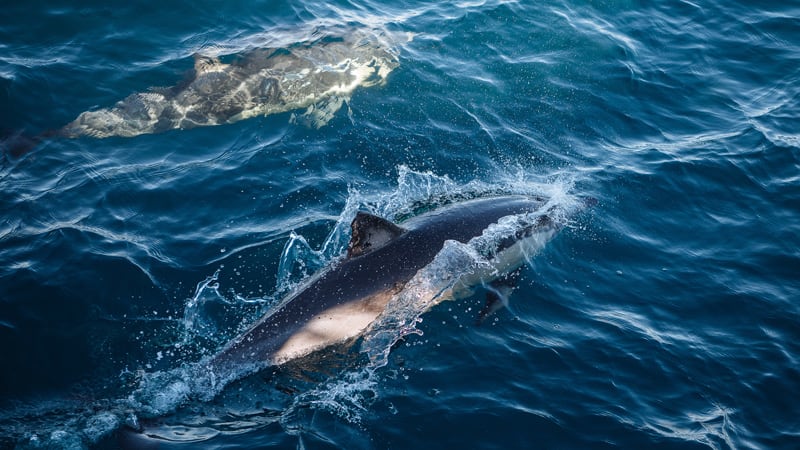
[1,1,798,449]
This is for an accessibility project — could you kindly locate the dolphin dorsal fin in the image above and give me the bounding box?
[193,54,225,74]
[347,212,405,258]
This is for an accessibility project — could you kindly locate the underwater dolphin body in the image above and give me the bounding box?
[208,195,574,382]
[2,29,400,157]
[61,30,399,138]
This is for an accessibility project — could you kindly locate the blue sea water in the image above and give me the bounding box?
[1,0,799,449]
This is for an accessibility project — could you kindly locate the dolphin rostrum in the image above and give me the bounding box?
[207,195,580,384]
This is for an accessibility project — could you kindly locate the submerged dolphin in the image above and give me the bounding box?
[2,29,400,157]
[208,195,576,383]
[61,30,399,138]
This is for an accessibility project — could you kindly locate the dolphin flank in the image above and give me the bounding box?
[60,29,400,139]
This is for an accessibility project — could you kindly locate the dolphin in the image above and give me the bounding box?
[2,29,400,157]
[61,30,399,138]
[117,194,587,447]
[207,194,577,383]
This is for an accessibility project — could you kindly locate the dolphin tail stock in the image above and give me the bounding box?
[1,128,63,161]
[1,129,41,161]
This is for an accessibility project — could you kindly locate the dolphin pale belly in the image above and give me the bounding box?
[60,30,400,139]
[209,195,582,383]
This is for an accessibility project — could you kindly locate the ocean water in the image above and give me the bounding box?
[1,0,799,449]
